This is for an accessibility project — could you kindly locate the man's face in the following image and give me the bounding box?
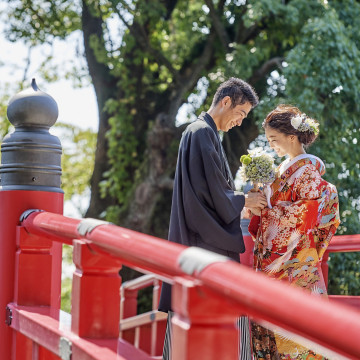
[218,98,252,132]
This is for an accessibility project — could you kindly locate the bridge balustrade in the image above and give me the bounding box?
[3,210,359,360]
[1,81,360,360]
[120,274,167,357]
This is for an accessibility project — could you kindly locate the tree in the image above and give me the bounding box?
[2,0,359,291]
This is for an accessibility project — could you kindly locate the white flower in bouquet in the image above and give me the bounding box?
[239,147,276,184]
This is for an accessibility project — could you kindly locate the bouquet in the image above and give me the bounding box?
[239,147,275,208]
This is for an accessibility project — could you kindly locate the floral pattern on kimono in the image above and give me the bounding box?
[249,155,340,360]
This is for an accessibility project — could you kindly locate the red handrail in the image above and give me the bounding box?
[22,211,186,280]
[21,211,360,360]
[327,234,360,252]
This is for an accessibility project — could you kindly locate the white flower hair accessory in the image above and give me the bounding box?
[291,113,319,135]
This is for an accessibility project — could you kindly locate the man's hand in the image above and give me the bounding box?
[244,191,267,209]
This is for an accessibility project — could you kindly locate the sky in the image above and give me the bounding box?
[0,27,99,132]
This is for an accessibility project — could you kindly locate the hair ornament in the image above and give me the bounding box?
[290,113,319,135]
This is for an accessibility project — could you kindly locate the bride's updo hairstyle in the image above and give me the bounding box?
[262,104,319,147]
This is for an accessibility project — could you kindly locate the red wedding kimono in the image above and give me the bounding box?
[249,155,340,360]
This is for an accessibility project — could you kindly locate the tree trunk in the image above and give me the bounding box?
[81,0,118,218]
[119,113,180,236]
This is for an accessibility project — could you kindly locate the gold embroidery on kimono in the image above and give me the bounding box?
[249,155,340,360]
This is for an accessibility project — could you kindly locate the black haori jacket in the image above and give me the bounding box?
[158,112,245,313]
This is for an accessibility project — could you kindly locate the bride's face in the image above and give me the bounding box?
[265,127,293,157]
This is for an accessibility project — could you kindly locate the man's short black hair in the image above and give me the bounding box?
[212,77,259,108]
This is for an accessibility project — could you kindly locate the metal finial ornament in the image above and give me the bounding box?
[31,78,38,91]
[0,79,63,192]
[7,78,59,128]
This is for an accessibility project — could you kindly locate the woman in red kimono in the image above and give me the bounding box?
[248,105,340,360]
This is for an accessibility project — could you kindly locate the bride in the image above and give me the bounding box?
[248,104,340,360]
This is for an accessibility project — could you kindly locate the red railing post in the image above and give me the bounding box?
[120,287,138,345]
[171,281,240,360]
[71,239,122,338]
[14,227,53,306]
[321,251,330,289]
[0,79,63,359]
[122,288,139,319]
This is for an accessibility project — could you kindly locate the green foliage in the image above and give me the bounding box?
[60,244,74,313]
[61,277,72,313]
[3,0,81,44]
[328,252,360,296]
[56,122,96,205]
[101,97,140,215]
[1,1,89,88]
[137,287,153,314]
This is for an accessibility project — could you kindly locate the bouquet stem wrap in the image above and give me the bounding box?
[263,183,272,209]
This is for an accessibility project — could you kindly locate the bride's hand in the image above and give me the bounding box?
[248,207,262,216]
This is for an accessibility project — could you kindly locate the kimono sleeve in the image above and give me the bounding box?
[261,165,339,254]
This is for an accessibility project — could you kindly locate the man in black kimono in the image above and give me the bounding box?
[159,78,267,359]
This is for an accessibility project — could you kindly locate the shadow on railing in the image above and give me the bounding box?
[7,210,360,360]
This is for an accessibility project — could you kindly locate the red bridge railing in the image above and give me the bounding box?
[3,210,359,359]
[119,274,167,357]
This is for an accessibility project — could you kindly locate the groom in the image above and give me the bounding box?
[159,77,267,359]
